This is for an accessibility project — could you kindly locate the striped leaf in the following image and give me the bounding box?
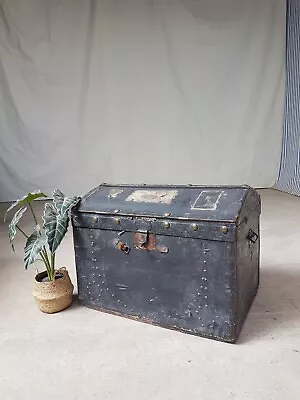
[24,227,47,270]
[4,191,46,222]
[52,189,79,216]
[43,203,69,254]
[8,206,28,251]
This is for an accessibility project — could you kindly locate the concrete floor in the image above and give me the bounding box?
[0,189,299,399]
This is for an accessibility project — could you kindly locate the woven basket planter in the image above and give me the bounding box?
[33,268,74,313]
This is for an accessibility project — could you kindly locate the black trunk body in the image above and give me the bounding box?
[71,184,260,343]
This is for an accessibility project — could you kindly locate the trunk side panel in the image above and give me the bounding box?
[236,211,260,338]
[73,227,237,342]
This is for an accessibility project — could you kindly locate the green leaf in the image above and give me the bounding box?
[8,206,28,250]
[24,227,47,270]
[4,191,47,222]
[52,189,79,216]
[43,203,69,254]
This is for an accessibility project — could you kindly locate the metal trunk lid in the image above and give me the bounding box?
[74,184,259,222]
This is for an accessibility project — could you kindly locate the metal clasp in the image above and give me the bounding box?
[133,231,168,253]
[136,230,149,249]
[114,240,130,254]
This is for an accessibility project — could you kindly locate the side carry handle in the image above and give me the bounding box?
[247,229,259,244]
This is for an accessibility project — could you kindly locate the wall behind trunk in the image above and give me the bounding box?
[0,0,286,201]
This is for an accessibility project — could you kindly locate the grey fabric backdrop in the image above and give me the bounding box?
[275,0,300,195]
[0,0,286,201]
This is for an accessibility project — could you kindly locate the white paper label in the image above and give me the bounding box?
[191,190,223,210]
[108,188,123,198]
[126,190,178,204]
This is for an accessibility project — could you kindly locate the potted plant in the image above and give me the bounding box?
[4,189,80,313]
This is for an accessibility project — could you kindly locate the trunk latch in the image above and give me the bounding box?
[134,231,168,253]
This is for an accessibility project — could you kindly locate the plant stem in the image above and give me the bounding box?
[16,224,51,277]
[29,201,53,278]
[28,202,38,226]
[16,203,54,281]
[41,248,52,278]
[40,252,51,278]
[51,252,55,270]
[51,252,56,280]
[16,225,29,239]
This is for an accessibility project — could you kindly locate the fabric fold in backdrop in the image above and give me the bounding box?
[0,0,286,201]
[275,0,300,196]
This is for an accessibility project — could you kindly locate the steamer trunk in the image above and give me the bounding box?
[72,184,261,343]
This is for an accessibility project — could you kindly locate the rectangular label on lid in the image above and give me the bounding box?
[126,189,178,204]
[191,190,223,210]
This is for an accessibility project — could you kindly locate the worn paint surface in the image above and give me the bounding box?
[77,184,252,222]
[71,185,261,343]
[108,188,123,198]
